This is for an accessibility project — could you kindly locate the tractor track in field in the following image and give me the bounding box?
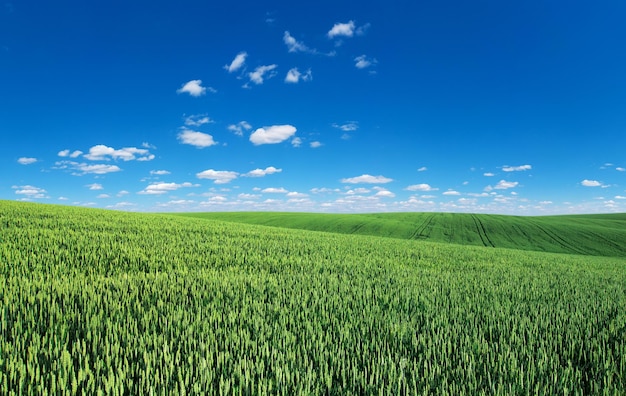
[471,215,495,247]
[529,220,588,255]
[410,214,435,240]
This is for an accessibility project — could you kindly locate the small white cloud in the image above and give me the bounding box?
[117,190,129,197]
[540,201,553,205]
[405,184,437,192]
[244,166,282,177]
[285,68,312,83]
[417,167,427,172]
[86,183,103,190]
[332,122,358,132]
[617,167,625,172]
[184,114,214,127]
[238,193,260,200]
[227,121,252,136]
[354,55,377,69]
[150,170,171,175]
[17,157,37,165]
[250,125,297,145]
[493,180,519,190]
[341,174,393,184]
[96,194,110,199]
[286,191,308,198]
[615,195,626,200]
[177,80,213,97]
[12,185,48,199]
[375,190,395,198]
[327,21,355,39]
[443,190,461,196]
[356,23,371,36]
[262,187,288,193]
[196,169,239,184]
[283,31,310,53]
[58,149,83,158]
[310,141,322,148]
[139,182,198,195]
[248,65,278,85]
[484,172,495,177]
[291,137,302,147]
[178,129,217,148]
[502,165,532,172]
[84,145,154,161]
[581,179,602,187]
[224,52,247,73]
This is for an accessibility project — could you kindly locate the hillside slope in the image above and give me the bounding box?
[176,212,626,257]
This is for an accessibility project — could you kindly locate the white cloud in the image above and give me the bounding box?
[262,187,288,193]
[12,185,48,199]
[346,188,371,195]
[286,191,308,198]
[250,125,297,145]
[178,129,217,148]
[283,31,310,53]
[617,167,625,172]
[405,183,437,191]
[615,196,626,200]
[117,190,129,197]
[493,180,519,190]
[139,182,198,195]
[354,55,377,69]
[196,169,239,184]
[150,170,171,175]
[54,161,122,175]
[84,145,154,161]
[17,157,37,165]
[97,194,110,199]
[581,179,602,187]
[244,166,282,177]
[484,172,495,177]
[58,149,83,158]
[238,193,260,200]
[327,21,355,38]
[417,167,427,172]
[285,68,312,83]
[540,201,553,205]
[443,190,461,196]
[291,137,302,147]
[375,190,395,198]
[341,174,393,184]
[86,183,103,190]
[224,52,247,73]
[356,23,371,36]
[184,114,214,127]
[502,165,532,172]
[227,121,252,136]
[310,141,322,148]
[248,65,278,85]
[332,122,358,132]
[177,80,213,97]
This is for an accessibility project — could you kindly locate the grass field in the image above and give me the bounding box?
[1,201,625,394]
[175,211,626,257]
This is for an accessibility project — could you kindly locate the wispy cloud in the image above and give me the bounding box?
[196,169,239,184]
[54,161,122,175]
[86,183,103,190]
[17,157,37,165]
[12,185,48,199]
[249,125,296,145]
[291,137,302,147]
[310,141,322,148]
[244,166,282,177]
[262,187,288,193]
[224,51,247,73]
[484,172,495,177]
[285,68,312,83]
[184,114,214,127]
[341,174,393,184]
[283,31,311,53]
[177,80,215,96]
[247,65,278,85]
[405,183,438,191]
[178,129,217,148]
[354,55,377,69]
[502,164,532,172]
[139,182,198,195]
[417,167,428,172]
[150,170,171,175]
[227,121,252,136]
[332,122,358,132]
[84,145,154,161]
[58,149,83,158]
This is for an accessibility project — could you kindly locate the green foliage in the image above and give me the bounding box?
[176,211,626,257]
[1,201,625,394]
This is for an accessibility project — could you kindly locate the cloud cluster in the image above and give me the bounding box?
[54,161,122,175]
[244,167,282,177]
[84,145,154,161]
[12,185,48,199]
[502,165,532,172]
[341,174,393,184]
[196,169,239,184]
[227,121,252,136]
[285,68,312,83]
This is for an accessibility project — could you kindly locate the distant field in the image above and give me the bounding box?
[2,201,625,394]
[176,211,626,257]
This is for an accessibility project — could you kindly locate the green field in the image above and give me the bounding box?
[1,201,625,394]
[175,211,626,257]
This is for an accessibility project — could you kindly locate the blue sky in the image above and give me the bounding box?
[2,0,625,214]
